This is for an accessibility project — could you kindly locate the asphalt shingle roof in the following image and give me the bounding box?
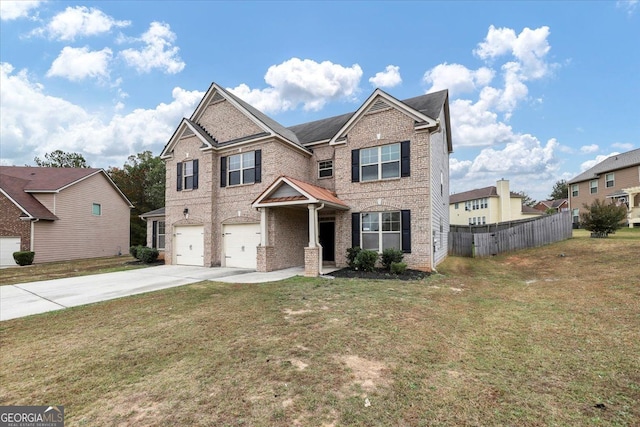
[0,171,57,220]
[568,148,640,184]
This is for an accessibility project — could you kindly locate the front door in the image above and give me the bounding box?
[319,221,335,262]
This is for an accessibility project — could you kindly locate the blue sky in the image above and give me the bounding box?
[1,0,638,201]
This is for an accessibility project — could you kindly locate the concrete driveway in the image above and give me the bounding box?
[0,265,305,321]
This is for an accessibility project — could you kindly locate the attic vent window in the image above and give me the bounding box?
[211,92,225,103]
[368,99,390,113]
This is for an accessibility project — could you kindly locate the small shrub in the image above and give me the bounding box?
[381,248,404,270]
[346,246,362,269]
[390,261,407,275]
[129,245,141,258]
[137,247,159,263]
[13,251,35,266]
[354,249,378,272]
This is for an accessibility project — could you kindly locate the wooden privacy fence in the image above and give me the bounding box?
[448,211,572,257]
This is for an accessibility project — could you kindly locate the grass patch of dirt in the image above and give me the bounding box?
[1,231,639,426]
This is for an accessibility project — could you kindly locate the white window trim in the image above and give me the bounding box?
[228,152,256,186]
[183,160,194,190]
[360,143,400,182]
[361,211,401,253]
[571,184,579,197]
[318,160,333,179]
[590,180,598,194]
[156,221,166,250]
[606,173,614,188]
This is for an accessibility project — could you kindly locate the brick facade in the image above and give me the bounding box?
[0,193,31,251]
[159,84,452,275]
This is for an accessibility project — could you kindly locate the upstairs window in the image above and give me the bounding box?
[318,160,333,178]
[221,150,261,187]
[590,180,598,194]
[606,173,614,188]
[177,159,198,191]
[92,203,102,216]
[571,184,579,197]
[351,141,410,182]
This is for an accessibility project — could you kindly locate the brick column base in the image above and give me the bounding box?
[257,245,275,272]
[304,246,320,277]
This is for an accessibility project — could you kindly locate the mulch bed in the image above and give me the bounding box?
[327,267,431,281]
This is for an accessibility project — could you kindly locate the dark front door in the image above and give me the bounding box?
[319,221,335,262]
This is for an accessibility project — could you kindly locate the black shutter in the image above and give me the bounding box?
[220,156,227,187]
[177,163,182,191]
[401,209,411,253]
[152,221,157,249]
[192,159,199,189]
[401,140,410,177]
[351,149,360,182]
[254,150,262,183]
[351,213,360,248]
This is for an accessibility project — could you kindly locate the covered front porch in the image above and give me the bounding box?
[252,176,350,277]
[608,186,640,228]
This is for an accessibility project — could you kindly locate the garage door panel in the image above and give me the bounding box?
[0,237,21,267]
[174,226,204,266]
[223,223,260,269]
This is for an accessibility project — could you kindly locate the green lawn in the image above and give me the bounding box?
[1,232,639,426]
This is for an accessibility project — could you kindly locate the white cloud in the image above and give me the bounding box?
[46,46,112,81]
[424,63,494,96]
[229,58,363,113]
[617,0,639,15]
[31,6,130,41]
[0,62,202,168]
[0,0,41,21]
[119,22,185,74]
[580,152,620,172]
[612,142,634,151]
[580,144,599,154]
[450,137,561,201]
[369,65,402,88]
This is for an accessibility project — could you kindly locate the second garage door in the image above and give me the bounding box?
[223,223,261,269]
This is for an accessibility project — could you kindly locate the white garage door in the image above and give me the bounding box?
[223,223,261,269]
[174,226,204,266]
[0,237,21,267]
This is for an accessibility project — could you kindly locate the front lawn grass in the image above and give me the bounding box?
[1,232,638,426]
[0,255,148,286]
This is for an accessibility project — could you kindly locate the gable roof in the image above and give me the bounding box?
[161,83,308,158]
[253,176,349,210]
[449,185,522,204]
[327,88,440,145]
[535,199,568,209]
[140,207,166,219]
[568,148,640,184]
[0,172,57,220]
[0,166,133,219]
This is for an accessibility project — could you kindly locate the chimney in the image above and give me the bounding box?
[496,179,511,222]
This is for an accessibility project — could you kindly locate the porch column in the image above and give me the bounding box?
[308,204,317,247]
[260,208,268,246]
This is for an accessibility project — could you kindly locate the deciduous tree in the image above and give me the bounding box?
[34,150,89,168]
[108,151,165,246]
[548,179,568,200]
[580,199,627,236]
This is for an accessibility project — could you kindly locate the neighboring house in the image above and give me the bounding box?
[0,166,133,266]
[568,148,640,228]
[533,198,569,213]
[150,82,453,276]
[449,179,541,226]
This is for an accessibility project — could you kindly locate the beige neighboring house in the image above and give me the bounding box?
[0,166,132,266]
[143,82,453,276]
[568,148,640,228]
[449,179,542,226]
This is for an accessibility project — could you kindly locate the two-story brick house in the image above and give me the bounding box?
[156,82,452,276]
[568,148,640,228]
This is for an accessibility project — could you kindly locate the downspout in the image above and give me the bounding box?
[316,203,325,275]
